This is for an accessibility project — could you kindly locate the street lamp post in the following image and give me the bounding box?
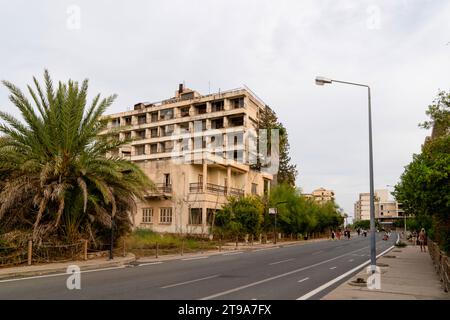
[315,76,377,273]
[270,201,288,244]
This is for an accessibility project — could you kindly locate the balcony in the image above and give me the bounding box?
[189,183,244,197]
[145,183,172,198]
[229,187,244,197]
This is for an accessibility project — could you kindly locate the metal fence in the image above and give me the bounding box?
[0,240,87,267]
[428,240,450,293]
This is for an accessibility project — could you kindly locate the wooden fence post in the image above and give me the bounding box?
[27,240,32,266]
[83,240,88,261]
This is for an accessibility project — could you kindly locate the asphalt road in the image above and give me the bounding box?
[0,233,397,300]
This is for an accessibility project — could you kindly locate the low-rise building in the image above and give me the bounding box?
[302,187,335,204]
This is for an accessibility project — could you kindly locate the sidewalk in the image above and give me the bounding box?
[323,245,449,300]
[0,253,135,280]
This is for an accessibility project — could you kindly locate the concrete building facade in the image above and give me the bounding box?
[302,187,335,204]
[102,85,273,235]
[354,189,405,227]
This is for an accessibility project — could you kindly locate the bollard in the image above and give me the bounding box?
[156,242,159,259]
[27,240,32,266]
[84,239,88,261]
[181,239,184,256]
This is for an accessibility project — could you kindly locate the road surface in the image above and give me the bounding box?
[0,233,397,299]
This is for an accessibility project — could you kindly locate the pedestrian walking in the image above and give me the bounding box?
[357,228,361,236]
[412,230,418,246]
[331,230,335,240]
[418,228,427,252]
[347,229,351,240]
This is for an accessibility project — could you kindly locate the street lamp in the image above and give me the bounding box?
[315,76,377,273]
[269,201,288,244]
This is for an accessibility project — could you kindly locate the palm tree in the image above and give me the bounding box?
[0,70,152,244]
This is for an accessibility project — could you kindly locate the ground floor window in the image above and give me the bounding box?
[189,208,202,225]
[206,209,216,226]
[142,208,153,223]
[160,207,173,224]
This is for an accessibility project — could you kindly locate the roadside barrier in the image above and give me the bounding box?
[428,240,450,293]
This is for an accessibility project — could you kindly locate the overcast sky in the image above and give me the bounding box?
[1,0,449,220]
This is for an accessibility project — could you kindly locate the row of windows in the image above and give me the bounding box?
[111,98,245,127]
[142,208,217,225]
[142,208,173,224]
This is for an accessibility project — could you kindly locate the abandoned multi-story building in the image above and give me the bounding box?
[102,85,274,235]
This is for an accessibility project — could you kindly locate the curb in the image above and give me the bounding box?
[137,238,329,264]
[0,253,136,280]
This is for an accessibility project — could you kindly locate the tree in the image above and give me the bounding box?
[214,196,264,239]
[257,106,298,186]
[395,90,450,253]
[0,70,153,244]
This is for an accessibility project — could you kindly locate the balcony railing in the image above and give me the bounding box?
[229,187,244,197]
[189,183,244,197]
[146,183,172,196]
[206,183,226,195]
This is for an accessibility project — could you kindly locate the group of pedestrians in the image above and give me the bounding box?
[330,228,352,240]
[411,228,427,252]
[356,227,367,237]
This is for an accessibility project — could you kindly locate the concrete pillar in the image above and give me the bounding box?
[224,98,231,111]
[202,161,207,192]
[206,101,211,113]
[227,166,231,195]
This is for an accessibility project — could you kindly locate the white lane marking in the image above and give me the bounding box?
[200,246,369,300]
[181,256,208,261]
[161,274,220,289]
[251,298,257,300]
[298,277,309,283]
[139,262,163,267]
[312,251,323,255]
[253,247,276,252]
[296,244,395,300]
[269,258,294,265]
[348,259,354,262]
[223,251,243,256]
[329,266,337,270]
[0,266,126,283]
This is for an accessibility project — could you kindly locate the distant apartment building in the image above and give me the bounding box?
[102,84,273,235]
[302,187,335,204]
[353,189,405,227]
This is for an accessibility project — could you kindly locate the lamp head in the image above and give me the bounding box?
[315,76,332,86]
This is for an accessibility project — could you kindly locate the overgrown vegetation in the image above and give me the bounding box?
[214,183,344,240]
[0,71,152,246]
[125,229,217,257]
